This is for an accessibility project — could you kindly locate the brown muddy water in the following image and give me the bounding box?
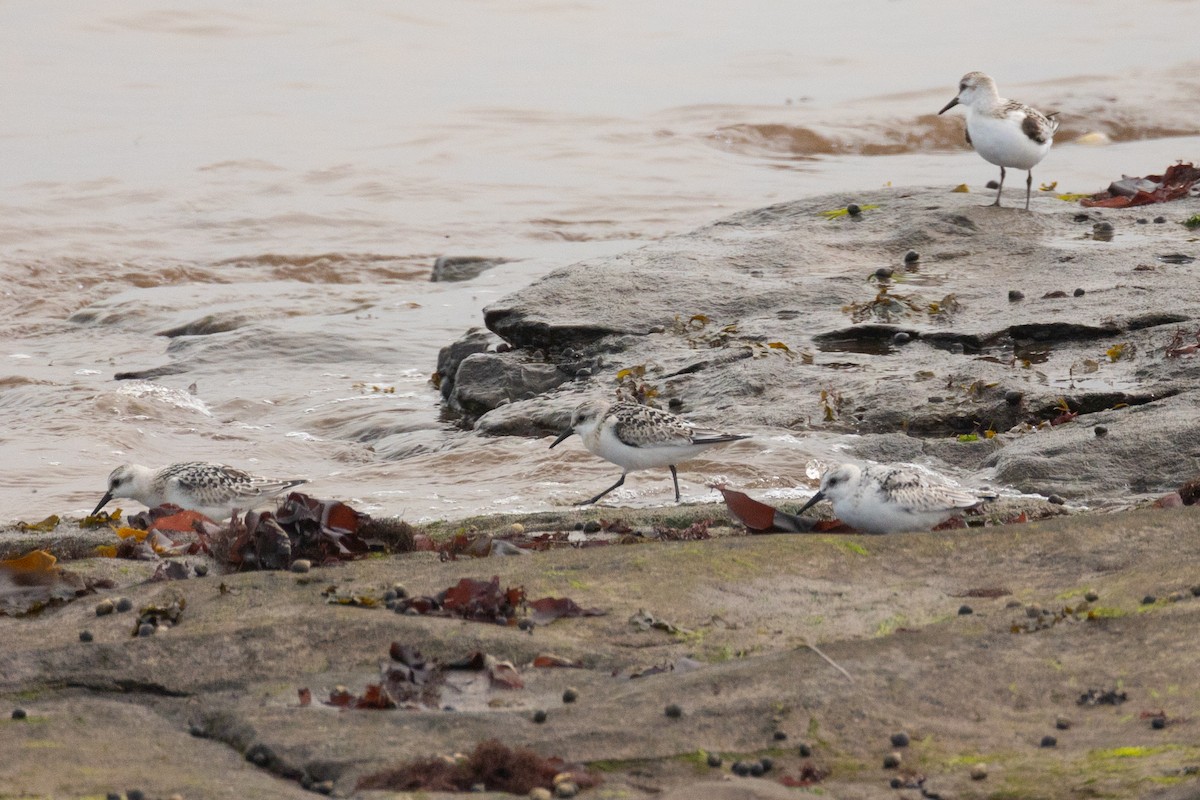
[3,2,1200,523]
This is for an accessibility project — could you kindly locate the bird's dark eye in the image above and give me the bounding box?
[959,83,966,91]
[827,476,840,486]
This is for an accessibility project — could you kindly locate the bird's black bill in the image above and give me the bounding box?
[938,97,959,115]
[549,429,574,449]
[797,490,826,515]
[91,491,113,518]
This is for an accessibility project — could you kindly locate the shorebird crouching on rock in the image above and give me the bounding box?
[799,462,993,535]
[938,71,1059,210]
[92,462,308,521]
[549,400,750,505]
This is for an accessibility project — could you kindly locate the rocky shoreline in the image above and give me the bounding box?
[4,185,1200,800]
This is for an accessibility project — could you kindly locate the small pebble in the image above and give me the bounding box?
[383,589,397,602]
[392,582,409,598]
[137,623,156,637]
[1026,604,1042,618]
[95,599,114,616]
[846,203,862,217]
[668,397,684,410]
[987,180,1000,189]
[1093,222,1114,233]
[1151,715,1166,729]
[106,794,121,800]
[533,710,548,724]
[1084,591,1099,602]
[1048,495,1065,505]
[1040,736,1057,748]
[1094,426,1107,438]
[904,250,920,263]
[290,559,312,574]
[313,781,334,796]
[582,520,601,534]
[889,777,903,789]
[1136,218,1148,224]
[562,688,578,703]
[707,752,722,768]
[529,789,553,800]
[518,619,535,632]
[1005,599,1023,609]
[1008,290,1025,302]
[749,761,765,777]
[1191,585,1200,597]
[1154,216,1166,224]
[1168,590,1187,603]
[1056,716,1072,730]
[891,731,910,748]
[970,763,988,780]
[949,343,964,355]
[554,781,578,798]
[1142,595,1157,605]
[510,522,525,536]
[79,630,94,643]
[115,597,133,613]
[773,730,788,741]
[1004,390,1023,405]
[883,752,902,769]
[194,562,208,577]
[958,605,973,616]
[127,791,146,800]
[1073,287,1085,297]
[892,331,911,344]
[732,761,751,776]
[875,267,894,280]
[12,708,28,720]
[665,703,683,719]
[759,757,774,773]
[798,743,812,757]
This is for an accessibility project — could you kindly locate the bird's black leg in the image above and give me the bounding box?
[580,472,626,505]
[670,465,680,503]
[1025,170,1033,210]
[992,166,1005,206]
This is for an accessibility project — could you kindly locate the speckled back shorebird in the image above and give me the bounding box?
[549,399,750,505]
[92,462,308,521]
[798,462,993,534]
[938,71,1059,209]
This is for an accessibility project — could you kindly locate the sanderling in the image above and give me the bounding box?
[798,462,991,534]
[938,71,1059,210]
[92,462,308,521]
[549,399,750,505]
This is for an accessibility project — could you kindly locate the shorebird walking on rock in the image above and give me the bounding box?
[92,462,308,521]
[549,400,750,505]
[938,71,1059,210]
[798,462,993,534]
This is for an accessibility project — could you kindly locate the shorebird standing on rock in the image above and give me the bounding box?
[798,462,993,534]
[938,71,1059,210]
[92,462,308,521]
[549,399,750,505]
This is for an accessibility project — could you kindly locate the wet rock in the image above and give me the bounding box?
[436,328,498,401]
[1008,290,1025,302]
[451,353,571,420]
[1084,591,1099,602]
[846,203,862,217]
[759,757,773,773]
[904,250,920,263]
[1151,715,1167,729]
[1094,425,1107,437]
[431,255,510,283]
[1048,495,1065,505]
[875,267,894,280]
[533,710,548,724]
[732,761,751,776]
[12,708,27,719]
[115,597,133,613]
[890,731,910,747]
[1040,736,1057,748]
[1142,595,1157,605]
[773,730,787,741]
[1154,216,1166,223]
[79,630,93,643]
[957,604,973,615]
[665,703,683,718]
[562,687,578,703]
[137,623,155,637]
[798,743,812,757]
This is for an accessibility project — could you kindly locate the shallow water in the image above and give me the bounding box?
[3,1,1199,522]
